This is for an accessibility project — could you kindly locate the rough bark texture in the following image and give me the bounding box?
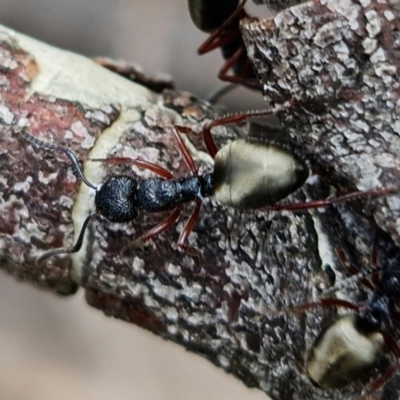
[0,1,399,398]
[241,0,400,398]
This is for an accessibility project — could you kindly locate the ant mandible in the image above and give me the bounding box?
[21,103,395,262]
[188,0,261,91]
[291,245,400,397]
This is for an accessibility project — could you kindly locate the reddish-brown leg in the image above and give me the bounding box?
[292,298,360,314]
[90,157,173,180]
[197,0,247,55]
[361,331,400,397]
[170,128,198,174]
[199,101,295,159]
[370,241,381,287]
[175,124,219,160]
[196,0,261,89]
[133,205,183,246]
[177,199,202,255]
[199,27,238,54]
[336,248,375,291]
[217,46,262,89]
[264,187,396,212]
[392,311,400,322]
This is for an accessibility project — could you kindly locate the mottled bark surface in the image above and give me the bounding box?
[0,3,399,398]
[241,0,400,398]
[242,0,400,242]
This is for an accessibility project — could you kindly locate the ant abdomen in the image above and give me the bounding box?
[306,314,384,389]
[290,244,400,395]
[188,0,239,32]
[213,139,309,209]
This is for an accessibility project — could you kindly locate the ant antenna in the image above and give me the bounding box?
[37,213,96,264]
[322,264,383,296]
[20,129,98,190]
[207,83,238,104]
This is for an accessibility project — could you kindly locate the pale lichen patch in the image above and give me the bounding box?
[384,10,395,21]
[362,37,377,54]
[370,47,386,64]
[365,10,382,37]
[85,110,111,125]
[13,176,32,193]
[0,104,14,124]
[59,195,74,209]
[0,50,18,70]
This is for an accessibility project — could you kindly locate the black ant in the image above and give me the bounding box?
[188,0,261,91]
[20,104,395,262]
[291,245,400,397]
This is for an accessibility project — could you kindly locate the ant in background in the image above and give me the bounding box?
[188,0,261,92]
[290,241,400,397]
[20,102,395,261]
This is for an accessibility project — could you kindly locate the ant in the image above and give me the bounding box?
[291,244,400,397]
[188,0,261,91]
[20,103,395,262]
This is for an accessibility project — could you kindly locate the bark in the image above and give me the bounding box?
[240,0,400,399]
[0,1,399,398]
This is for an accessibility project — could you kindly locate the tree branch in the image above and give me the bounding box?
[0,1,398,396]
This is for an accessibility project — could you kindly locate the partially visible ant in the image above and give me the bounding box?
[291,244,400,397]
[20,103,395,262]
[188,0,261,91]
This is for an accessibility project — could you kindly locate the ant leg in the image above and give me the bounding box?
[208,84,238,104]
[201,100,295,159]
[171,127,198,174]
[177,199,202,255]
[133,205,183,246]
[132,159,173,179]
[292,298,360,314]
[217,46,261,90]
[370,239,381,287]
[90,157,173,180]
[264,187,396,212]
[175,124,219,160]
[336,248,375,291]
[197,0,247,54]
[37,213,96,264]
[362,331,400,396]
[392,311,400,322]
[199,28,238,54]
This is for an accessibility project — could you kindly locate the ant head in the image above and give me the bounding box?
[382,267,400,299]
[95,175,139,223]
[359,296,392,332]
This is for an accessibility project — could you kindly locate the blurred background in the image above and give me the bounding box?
[0,0,272,110]
[0,1,274,400]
